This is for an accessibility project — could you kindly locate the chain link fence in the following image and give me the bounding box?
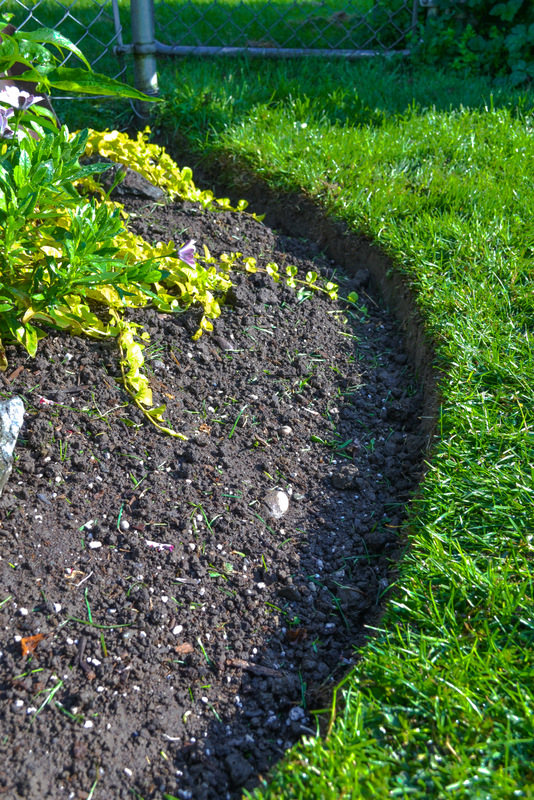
[150,0,419,55]
[0,0,445,98]
[0,0,128,80]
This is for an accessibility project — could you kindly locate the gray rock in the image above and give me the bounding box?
[80,155,165,201]
[278,425,292,437]
[0,396,24,497]
[263,489,289,519]
[213,335,235,351]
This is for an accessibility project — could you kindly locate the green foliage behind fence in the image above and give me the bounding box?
[416,0,534,84]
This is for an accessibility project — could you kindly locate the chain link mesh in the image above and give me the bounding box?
[153,0,418,54]
[0,0,127,79]
[0,0,423,84]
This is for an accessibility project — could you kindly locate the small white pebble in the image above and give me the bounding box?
[15,699,23,708]
[124,768,133,777]
[88,541,102,549]
[161,596,168,603]
[97,686,105,693]
[18,608,29,617]
[26,707,37,715]
[172,625,183,635]
[119,519,130,532]
[83,720,94,729]
[53,603,62,613]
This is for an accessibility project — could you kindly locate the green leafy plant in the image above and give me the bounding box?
[415,0,534,84]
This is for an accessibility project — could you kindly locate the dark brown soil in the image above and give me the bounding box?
[0,186,425,799]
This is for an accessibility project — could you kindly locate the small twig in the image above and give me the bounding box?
[361,289,379,308]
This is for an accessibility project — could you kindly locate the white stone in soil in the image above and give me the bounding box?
[119,519,130,531]
[0,396,24,497]
[263,489,290,519]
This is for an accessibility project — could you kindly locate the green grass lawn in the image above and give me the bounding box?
[146,57,534,798]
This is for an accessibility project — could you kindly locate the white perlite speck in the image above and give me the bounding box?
[0,396,24,497]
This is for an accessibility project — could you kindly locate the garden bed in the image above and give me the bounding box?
[0,186,425,799]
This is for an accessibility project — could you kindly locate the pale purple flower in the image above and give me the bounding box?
[0,106,14,139]
[178,240,196,268]
[0,85,41,111]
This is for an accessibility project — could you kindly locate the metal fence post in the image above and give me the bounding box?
[130,0,159,108]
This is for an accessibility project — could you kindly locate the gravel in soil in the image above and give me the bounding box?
[0,188,426,799]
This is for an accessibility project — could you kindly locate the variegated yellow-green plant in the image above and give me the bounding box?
[0,20,337,435]
[0,122,337,437]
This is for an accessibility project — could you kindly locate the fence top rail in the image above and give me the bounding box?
[116,42,411,60]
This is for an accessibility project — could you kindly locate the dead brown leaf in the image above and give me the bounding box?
[21,633,46,657]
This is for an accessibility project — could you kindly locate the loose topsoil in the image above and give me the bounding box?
[0,175,426,799]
